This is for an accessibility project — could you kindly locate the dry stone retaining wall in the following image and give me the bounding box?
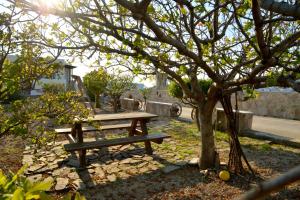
[235,92,300,120]
[125,89,300,120]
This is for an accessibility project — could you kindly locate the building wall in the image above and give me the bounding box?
[30,68,69,96]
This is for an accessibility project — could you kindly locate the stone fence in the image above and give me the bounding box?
[234,92,300,120]
[123,89,181,105]
[123,89,300,120]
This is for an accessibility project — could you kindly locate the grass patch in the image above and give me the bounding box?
[260,143,272,151]
[215,131,229,142]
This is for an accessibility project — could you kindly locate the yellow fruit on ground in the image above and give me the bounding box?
[219,170,230,181]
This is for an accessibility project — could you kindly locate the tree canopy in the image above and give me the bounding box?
[83,68,109,108]
[14,0,300,170]
[106,73,134,112]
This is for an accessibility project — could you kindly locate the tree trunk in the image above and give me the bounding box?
[198,102,219,169]
[113,97,118,113]
[95,93,100,108]
[220,93,253,174]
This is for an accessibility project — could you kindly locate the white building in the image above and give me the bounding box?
[30,64,76,96]
[7,55,76,96]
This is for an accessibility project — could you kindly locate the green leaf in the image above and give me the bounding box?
[147,4,155,13]
[25,193,40,199]
[62,193,72,200]
[74,192,86,200]
[0,170,8,188]
[27,181,53,194]
[12,188,25,200]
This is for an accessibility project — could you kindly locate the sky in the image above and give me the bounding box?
[71,60,155,87]
[0,0,156,87]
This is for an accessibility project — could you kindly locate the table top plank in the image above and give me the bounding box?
[82,112,158,122]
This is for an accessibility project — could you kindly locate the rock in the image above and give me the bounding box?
[91,163,102,168]
[132,155,143,158]
[126,168,138,175]
[88,168,95,174]
[67,159,80,168]
[38,157,47,162]
[137,162,148,168]
[27,163,46,173]
[106,166,120,174]
[162,165,181,174]
[139,167,149,173]
[119,144,130,151]
[22,155,34,165]
[55,178,69,191]
[142,156,153,161]
[94,168,106,179]
[48,164,59,171]
[54,148,65,156]
[200,169,209,176]
[52,167,71,177]
[164,153,176,157]
[35,166,52,174]
[147,164,159,171]
[107,174,117,182]
[120,158,133,164]
[72,179,86,190]
[188,158,199,166]
[47,156,56,162]
[117,172,130,179]
[27,174,43,183]
[25,146,31,150]
[129,159,141,164]
[68,172,80,180]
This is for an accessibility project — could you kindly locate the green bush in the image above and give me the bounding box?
[42,83,66,94]
[0,165,52,200]
[168,79,212,99]
[0,166,85,200]
[168,81,183,99]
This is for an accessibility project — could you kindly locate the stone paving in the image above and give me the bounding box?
[22,125,194,192]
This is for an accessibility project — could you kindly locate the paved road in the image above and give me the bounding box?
[180,107,300,140]
[252,116,300,140]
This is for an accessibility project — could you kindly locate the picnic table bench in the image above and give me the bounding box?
[55,112,170,167]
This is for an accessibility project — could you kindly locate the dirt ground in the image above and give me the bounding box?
[1,118,300,199]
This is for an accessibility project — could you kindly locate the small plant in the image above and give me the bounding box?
[0,166,86,200]
[139,88,151,102]
[0,165,52,199]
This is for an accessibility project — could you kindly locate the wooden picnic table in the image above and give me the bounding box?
[62,112,169,167]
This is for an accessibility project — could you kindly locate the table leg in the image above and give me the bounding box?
[71,126,77,140]
[75,122,86,167]
[140,119,153,155]
[129,119,138,136]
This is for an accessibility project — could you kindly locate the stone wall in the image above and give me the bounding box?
[124,89,300,120]
[233,92,300,120]
[123,89,181,105]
